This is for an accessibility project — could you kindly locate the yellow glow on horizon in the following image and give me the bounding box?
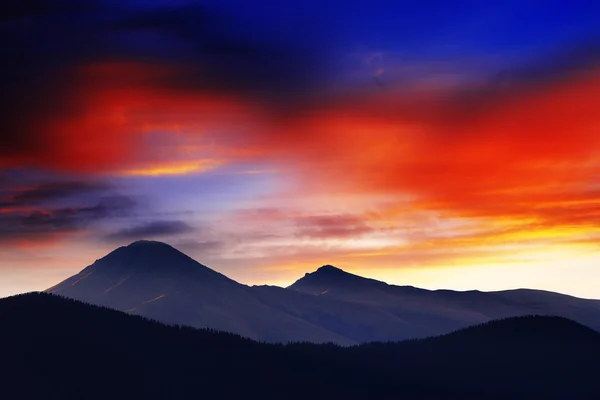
[239,237,600,300]
[372,249,600,300]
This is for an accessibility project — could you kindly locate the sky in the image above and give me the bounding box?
[2,0,600,298]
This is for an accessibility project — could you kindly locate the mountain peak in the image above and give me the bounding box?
[104,240,189,263]
[47,240,234,300]
[91,240,213,276]
[126,240,173,249]
[289,265,386,295]
[316,265,346,274]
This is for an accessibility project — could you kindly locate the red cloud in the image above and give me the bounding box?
[262,71,600,233]
[4,56,600,255]
[2,62,260,174]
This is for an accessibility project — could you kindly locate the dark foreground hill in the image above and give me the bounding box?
[2,293,600,399]
[47,240,600,344]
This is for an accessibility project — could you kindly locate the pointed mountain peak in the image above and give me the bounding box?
[49,241,228,292]
[289,265,386,295]
[47,240,235,299]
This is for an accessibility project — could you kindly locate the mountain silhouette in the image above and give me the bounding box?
[3,293,600,399]
[289,263,600,335]
[48,240,350,344]
[290,264,398,297]
[48,241,600,343]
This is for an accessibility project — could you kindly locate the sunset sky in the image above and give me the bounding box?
[2,0,600,298]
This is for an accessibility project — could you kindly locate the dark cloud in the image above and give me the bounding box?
[0,195,136,242]
[110,3,322,100]
[0,0,326,166]
[295,214,373,239]
[1,181,108,206]
[105,220,193,241]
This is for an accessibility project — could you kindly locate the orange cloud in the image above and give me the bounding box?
[205,68,600,275]
[5,56,600,271]
[265,71,600,228]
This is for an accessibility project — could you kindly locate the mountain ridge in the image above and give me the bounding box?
[46,240,600,343]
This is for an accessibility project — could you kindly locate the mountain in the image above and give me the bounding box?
[47,241,600,344]
[289,264,600,333]
[48,240,351,344]
[2,293,600,399]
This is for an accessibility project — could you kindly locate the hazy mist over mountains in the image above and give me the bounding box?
[47,240,600,344]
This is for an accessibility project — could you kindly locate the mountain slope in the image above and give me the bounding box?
[47,241,600,344]
[48,241,351,344]
[289,265,600,333]
[2,293,600,399]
